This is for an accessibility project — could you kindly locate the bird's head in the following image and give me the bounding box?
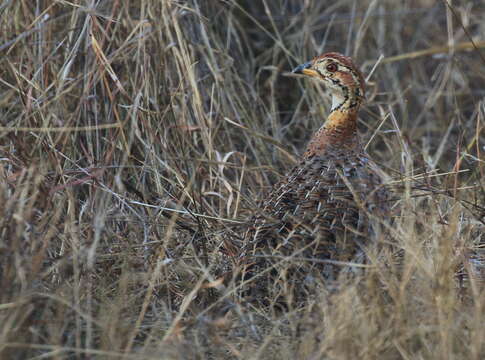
[292,52,365,106]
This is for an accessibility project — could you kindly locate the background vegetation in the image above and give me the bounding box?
[1,0,484,358]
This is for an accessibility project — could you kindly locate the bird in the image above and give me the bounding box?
[238,52,391,306]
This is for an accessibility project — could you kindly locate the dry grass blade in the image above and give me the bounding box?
[380,40,485,64]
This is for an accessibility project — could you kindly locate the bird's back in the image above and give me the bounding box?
[240,146,390,304]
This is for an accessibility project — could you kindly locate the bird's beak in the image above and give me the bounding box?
[292,61,320,78]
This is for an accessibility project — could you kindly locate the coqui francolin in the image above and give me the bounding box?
[238,52,391,306]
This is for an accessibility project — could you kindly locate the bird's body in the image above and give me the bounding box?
[239,53,390,305]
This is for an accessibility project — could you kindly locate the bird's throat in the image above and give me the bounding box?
[303,95,361,158]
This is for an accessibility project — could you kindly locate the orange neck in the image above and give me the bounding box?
[303,96,361,158]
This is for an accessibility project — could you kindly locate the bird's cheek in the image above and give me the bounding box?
[338,72,354,87]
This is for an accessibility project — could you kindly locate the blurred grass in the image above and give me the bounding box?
[0,0,484,359]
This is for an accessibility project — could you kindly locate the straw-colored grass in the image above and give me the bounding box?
[1,0,484,358]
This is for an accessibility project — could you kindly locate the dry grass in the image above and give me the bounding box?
[1,0,484,359]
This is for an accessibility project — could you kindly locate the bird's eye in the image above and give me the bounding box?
[326,63,338,72]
